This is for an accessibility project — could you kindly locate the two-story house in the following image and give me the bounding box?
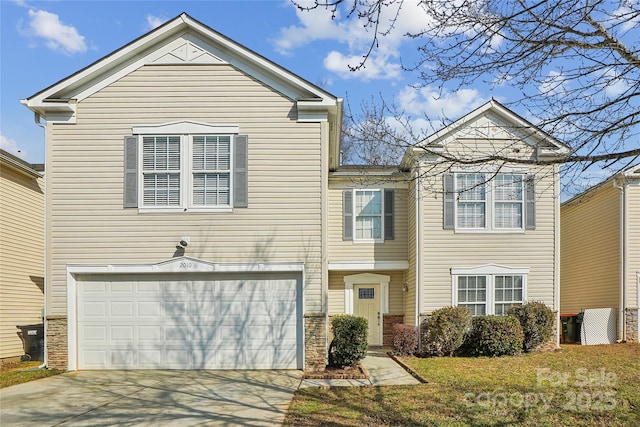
[22,14,567,371]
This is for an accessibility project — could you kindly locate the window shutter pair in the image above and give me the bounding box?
[442,173,536,230]
[342,189,394,240]
[123,135,248,208]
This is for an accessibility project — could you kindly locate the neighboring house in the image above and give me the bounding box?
[329,101,569,350]
[0,149,45,361]
[561,166,640,343]
[22,14,568,372]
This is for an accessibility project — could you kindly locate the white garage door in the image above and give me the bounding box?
[76,272,301,370]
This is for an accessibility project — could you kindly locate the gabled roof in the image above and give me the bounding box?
[402,99,570,166]
[21,12,341,124]
[0,149,43,178]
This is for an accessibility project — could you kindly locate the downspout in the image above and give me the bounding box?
[613,177,626,342]
[415,163,422,333]
[35,112,47,369]
[553,167,561,348]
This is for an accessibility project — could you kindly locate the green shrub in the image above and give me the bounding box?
[392,324,418,356]
[508,302,555,352]
[421,306,472,356]
[464,315,524,357]
[329,315,368,367]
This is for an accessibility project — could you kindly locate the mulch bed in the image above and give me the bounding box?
[303,363,368,379]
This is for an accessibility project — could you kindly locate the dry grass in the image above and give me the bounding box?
[0,360,63,389]
[285,343,640,426]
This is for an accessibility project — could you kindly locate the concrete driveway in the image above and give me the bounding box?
[0,370,303,426]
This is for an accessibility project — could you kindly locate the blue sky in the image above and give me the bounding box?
[1,0,509,164]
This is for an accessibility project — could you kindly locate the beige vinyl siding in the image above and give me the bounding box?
[419,141,558,313]
[328,270,405,315]
[46,64,323,315]
[0,165,44,359]
[561,183,620,314]
[626,183,640,309]
[327,186,408,262]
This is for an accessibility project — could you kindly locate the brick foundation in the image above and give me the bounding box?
[626,308,639,343]
[45,316,67,370]
[537,316,559,352]
[304,313,327,372]
[382,314,405,347]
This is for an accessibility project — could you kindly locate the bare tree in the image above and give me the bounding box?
[296,0,640,189]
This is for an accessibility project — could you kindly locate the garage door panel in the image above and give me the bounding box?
[77,273,301,370]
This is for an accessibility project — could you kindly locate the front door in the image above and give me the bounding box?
[353,284,381,345]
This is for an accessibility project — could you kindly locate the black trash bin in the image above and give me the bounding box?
[17,324,44,361]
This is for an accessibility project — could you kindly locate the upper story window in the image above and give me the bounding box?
[355,190,383,240]
[444,172,534,231]
[123,122,247,212]
[343,188,394,242]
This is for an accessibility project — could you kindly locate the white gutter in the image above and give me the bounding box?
[415,163,422,330]
[35,112,47,369]
[613,177,626,342]
[553,167,561,348]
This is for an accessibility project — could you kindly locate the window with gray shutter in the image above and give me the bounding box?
[443,173,455,229]
[384,189,394,240]
[525,175,536,230]
[343,190,353,240]
[234,135,248,208]
[123,136,138,208]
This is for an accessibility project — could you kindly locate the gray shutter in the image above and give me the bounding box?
[234,135,248,208]
[123,136,138,208]
[443,173,455,229]
[525,174,536,230]
[384,189,394,240]
[343,190,353,240]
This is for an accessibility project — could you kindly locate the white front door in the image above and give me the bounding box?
[353,284,381,345]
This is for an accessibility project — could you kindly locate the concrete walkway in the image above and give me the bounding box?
[298,349,421,388]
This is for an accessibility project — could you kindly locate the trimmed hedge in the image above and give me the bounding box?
[508,302,555,352]
[392,324,418,356]
[329,315,368,367]
[421,306,472,357]
[464,315,524,357]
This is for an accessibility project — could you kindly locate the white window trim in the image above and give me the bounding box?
[135,122,239,213]
[352,188,384,243]
[343,273,390,315]
[454,172,526,233]
[451,264,529,315]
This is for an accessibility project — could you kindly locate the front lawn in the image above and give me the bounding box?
[0,360,63,389]
[285,344,640,426]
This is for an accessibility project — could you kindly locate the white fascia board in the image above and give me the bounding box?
[24,13,338,116]
[416,100,568,154]
[328,261,410,271]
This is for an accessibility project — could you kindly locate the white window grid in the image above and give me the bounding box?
[354,189,383,242]
[455,172,525,231]
[453,272,526,316]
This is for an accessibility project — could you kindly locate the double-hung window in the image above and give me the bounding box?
[124,122,248,211]
[343,188,394,242]
[192,136,231,207]
[355,190,383,240]
[452,266,528,316]
[444,172,534,231]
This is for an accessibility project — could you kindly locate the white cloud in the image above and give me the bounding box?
[397,86,487,119]
[539,71,568,97]
[274,1,431,81]
[0,134,28,160]
[26,9,87,55]
[146,14,165,30]
[323,51,401,81]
